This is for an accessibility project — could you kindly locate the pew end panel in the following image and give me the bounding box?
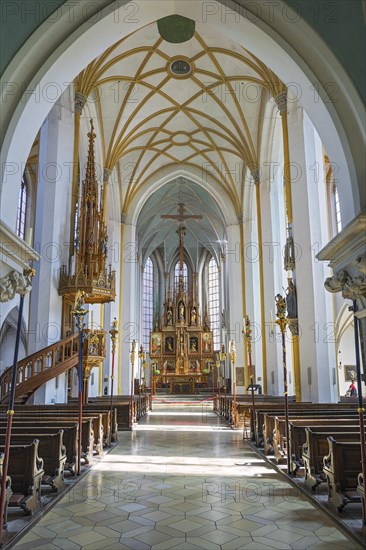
[323,436,362,512]
[0,452,12,529]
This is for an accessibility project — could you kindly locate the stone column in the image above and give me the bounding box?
[251,168,268,393]
[226,223,245,393]
[119,221,138,395]
[288,105,336,402]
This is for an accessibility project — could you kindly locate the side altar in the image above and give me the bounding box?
[149,276,215,394]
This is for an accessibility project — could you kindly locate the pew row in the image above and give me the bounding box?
[0,419,93,471]
[0,411,104,455]
[273,416,360,467]
[7,405,117,445]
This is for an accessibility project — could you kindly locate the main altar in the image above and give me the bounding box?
[149,274,215,394]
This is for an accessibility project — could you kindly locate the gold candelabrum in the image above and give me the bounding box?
[142,359,149,398]
[71,291,88,475]
[229,339,237,427]
[129,340,136,428]
[215,352,221,398]
[243,315,256,410]
[138,345,146,380]
[138,344,147,391]
[138,345,146,416]
[109,317,118,443]
[275,293,291,474]
[220,344,227,397]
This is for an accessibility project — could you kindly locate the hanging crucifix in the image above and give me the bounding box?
[161,202,202,270]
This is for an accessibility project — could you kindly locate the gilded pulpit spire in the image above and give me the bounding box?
[59,119,115,304]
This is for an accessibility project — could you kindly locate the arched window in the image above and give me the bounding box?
[208,257,220,350]
[324,155,342,237]
[174,261,188,292]
[334,185,342,233]
[142,258,154,350]
[16,176,27,239]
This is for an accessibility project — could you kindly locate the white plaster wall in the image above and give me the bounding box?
[269,119,292,396]
[260,172,279,396]
[120,222,138,395]
[244,193,263,389]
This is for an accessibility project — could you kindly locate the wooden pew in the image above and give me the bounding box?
[288,420,360,473]
[323,437,362,511]
[0,431,66,491]
[1,424,78,476]
[11,405,115,447]
[78,396,139,430]
[272,416,359,465]
[0,452,12,528]
[0,419,94,468]
[302,428,365,490]
[0,440,44,515]
[4,411,104,455]
[263,410,358,455]
[256,403,357,448]
[357,473,365,516]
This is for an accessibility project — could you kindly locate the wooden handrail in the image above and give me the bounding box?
[0,334,79,403]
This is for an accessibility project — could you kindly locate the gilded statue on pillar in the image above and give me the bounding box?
[285,279,297,319]
[166,306,173,326]
[178,300,185,321]
[190,306,197,325]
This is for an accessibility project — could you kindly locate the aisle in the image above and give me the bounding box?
[14,406,361,549]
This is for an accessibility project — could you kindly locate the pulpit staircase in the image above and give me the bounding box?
[0,334,79,404]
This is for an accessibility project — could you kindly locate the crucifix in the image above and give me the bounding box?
[177,225,186,271]
[161,203,202,270]
[161,202,203,224]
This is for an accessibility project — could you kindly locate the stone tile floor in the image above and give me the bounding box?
[13,404,362,549]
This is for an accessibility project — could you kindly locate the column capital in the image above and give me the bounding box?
[251,168,260,184]
[74,91,87,114]
[325,269,366,301]
[121,212,127,224]
[237,212,243,224]
[0,268,35,302]
[275,91,287,114]
[103,167,113,183]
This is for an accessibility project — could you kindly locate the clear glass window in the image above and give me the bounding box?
[143,258,154,350]
[16,176,27,239]
[208,257,220,350]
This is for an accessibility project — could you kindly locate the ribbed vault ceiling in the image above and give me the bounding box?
[77,17,285,261]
